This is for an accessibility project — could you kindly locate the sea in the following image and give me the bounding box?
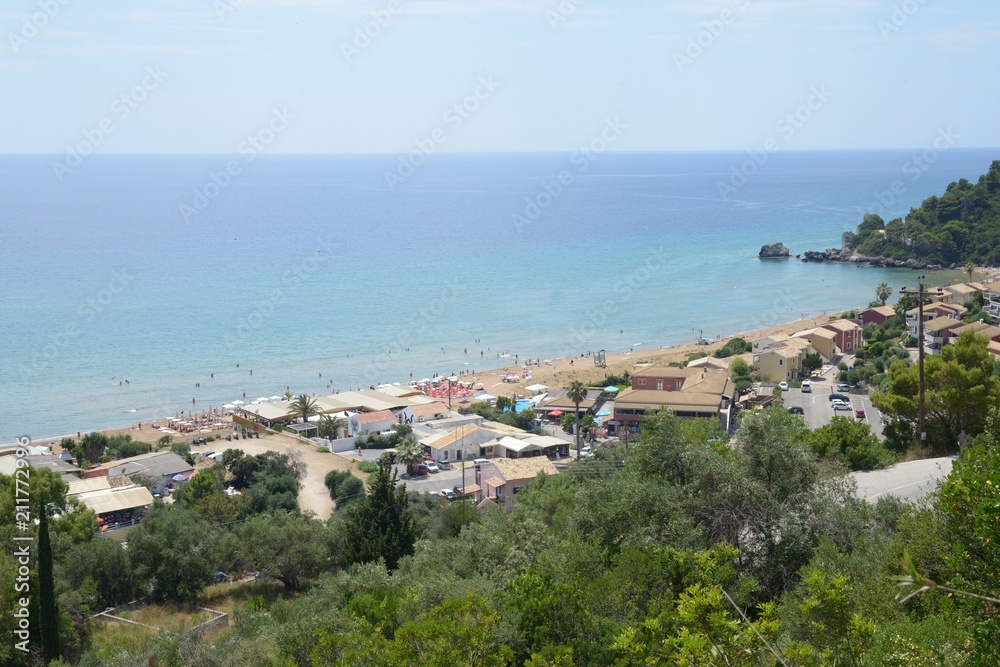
[1,148,995,443]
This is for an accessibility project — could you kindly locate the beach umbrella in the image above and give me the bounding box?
[256,396,269,403]
[232,400,244,406]
[269,395,282,401]
[172,473,190,482]
[603,386,620,393]
[547,410,564,417]
[596,409,612,417]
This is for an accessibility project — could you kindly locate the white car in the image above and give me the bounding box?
[831,399,852,411]
[778,381,789,391]
[800,381,811,393]
[425,460,440,473]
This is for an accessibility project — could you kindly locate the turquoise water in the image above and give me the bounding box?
[0,150,994,442]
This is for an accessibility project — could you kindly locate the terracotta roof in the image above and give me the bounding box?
[493,456,559,482]
[863,305,897,317]
[354,409,396,425]
[821,319,862,332]
[484,476,505,489]
[408,402,449,417]
[793,328,837,340]
[923,316,965,333]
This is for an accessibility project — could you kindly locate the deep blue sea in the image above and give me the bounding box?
[1,149,995,442]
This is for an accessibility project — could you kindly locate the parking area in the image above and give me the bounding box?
[780,379,884,438]
[351,448,479,496]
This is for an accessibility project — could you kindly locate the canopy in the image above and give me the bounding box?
[526,384,549,392]
[596,409,612,416]
[475,393,497,401]
[603,386,620,393]
[547,410,564,417]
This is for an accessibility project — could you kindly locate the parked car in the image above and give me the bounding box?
[473,458,488,466]
[837,383,851,392]
[437,460,452,470]
[828,393,849,403]
[778,381,789,391]
[438,489,457,500]
[201,451,216,458]
[788,406,805,415]
[211,571,231,583]
[425,460,440,473]
[832,400,852,411]
[579,446,594,458]
[800,381,811,393]
[411,463,429,476]
[855,408,866,419]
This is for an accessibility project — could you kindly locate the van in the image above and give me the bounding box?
[801,381,811,393]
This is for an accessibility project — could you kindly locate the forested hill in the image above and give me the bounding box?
[847,160,1000,266]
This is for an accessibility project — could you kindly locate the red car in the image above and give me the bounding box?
[411,463,429,476]
[855,408,866,419]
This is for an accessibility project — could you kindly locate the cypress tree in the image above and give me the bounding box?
[343,461,415,569]
[38,495,61,661]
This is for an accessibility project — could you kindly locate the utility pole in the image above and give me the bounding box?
[899,276,942,445]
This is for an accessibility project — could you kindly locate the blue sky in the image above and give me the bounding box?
[2,0,998,153]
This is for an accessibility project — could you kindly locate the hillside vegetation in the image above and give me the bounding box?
[848,160,1000,265]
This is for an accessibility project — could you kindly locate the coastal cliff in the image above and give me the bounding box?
[803,160,1000,268]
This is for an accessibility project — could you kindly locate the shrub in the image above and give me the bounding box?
[316,446,330,453]
[358,460,379,474]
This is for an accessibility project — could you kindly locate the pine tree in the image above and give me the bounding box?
[38,494,61,662]
[343,461,415,570]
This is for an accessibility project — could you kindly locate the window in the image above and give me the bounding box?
[779,359,783,365]
[638,379,646,386]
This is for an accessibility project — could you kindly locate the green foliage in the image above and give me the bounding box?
[60,539,135,609]
[357,460,379,474]
[290,393,320,423]
[848,163,1000,265]
[105,434,152,460]
[803,352,824,375]
[713,336,751,358]
[395,435,426,475]
[873,332,1000,452]
[343,462,416,570]
[80,432,108,464]
[126,507,219,602]
[325,470,364,509]
[806,416,894,470]
[236,511,329,591]
[37,500,61,662]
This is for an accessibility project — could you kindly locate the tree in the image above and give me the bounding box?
[875,282,893,305]
[127,507,218,603]
[395,435,425,476]
[37,492,61,662]
[290,393,319,424]
[567,381,588,461]
[80,432,108,464]
[343,461,415,570]
[236,511,329,591]
[965,261,976,282]
[805,416,892,470]
[802,352,824,377]
[317,414,346,440]
[325,470,363,508]
[174,469,223,509]
[61,539,135,609]
[873,332,1000,451]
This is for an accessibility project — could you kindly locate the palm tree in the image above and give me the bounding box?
[317,414,346,439]
[567,380,588,461]
[395,435,425,476]
[965,262,976,282]
[875,282,892,305]
[290,394,319,424]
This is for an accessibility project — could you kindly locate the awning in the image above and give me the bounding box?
[604,386,620,393]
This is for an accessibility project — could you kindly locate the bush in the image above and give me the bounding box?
[316,446,330,453]
[358,460,379,474]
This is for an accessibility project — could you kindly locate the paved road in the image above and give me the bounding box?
[850,456,955,502]
[350,447,478,496]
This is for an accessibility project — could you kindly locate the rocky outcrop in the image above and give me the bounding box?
[801,247,944,270]
[758,242,790,258]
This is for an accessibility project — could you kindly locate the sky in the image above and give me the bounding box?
[1,0,999,153]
